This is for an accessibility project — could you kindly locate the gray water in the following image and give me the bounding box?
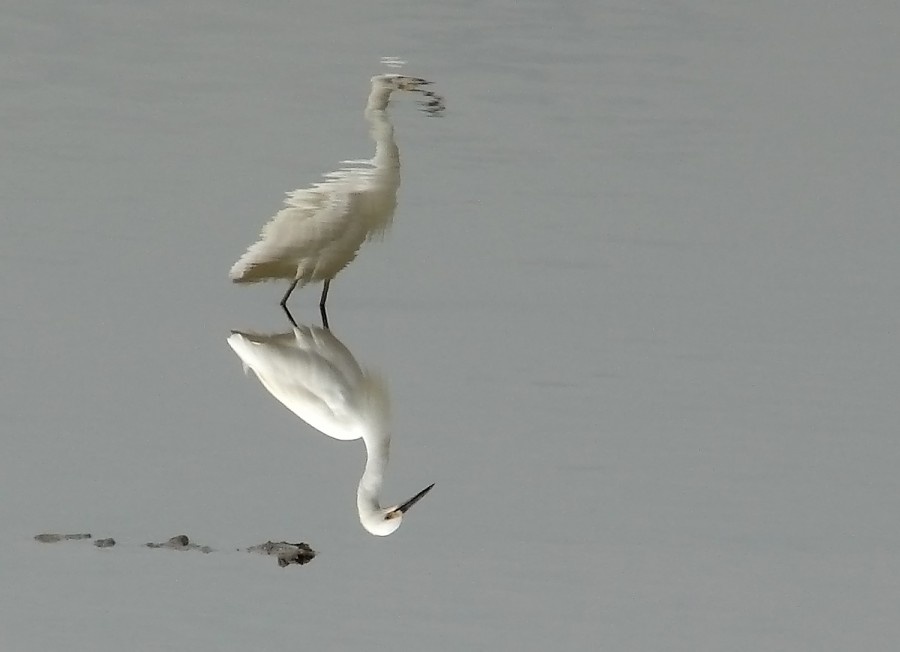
[3,1,900,650]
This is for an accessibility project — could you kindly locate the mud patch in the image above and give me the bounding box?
[244,541,316,567]
[34,533,91,543]
[34,532,316,568]
[146,534,213,554]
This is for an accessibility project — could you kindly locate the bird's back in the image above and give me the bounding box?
[229,163,398,287]
[227,327,384,442]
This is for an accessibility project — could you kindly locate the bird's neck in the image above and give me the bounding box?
[357,427,391,514]
[365,85,394,112]
[365,108,400,169]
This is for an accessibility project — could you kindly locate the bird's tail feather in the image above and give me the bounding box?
[229,258,298,283]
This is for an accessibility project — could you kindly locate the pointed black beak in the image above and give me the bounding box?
[399,77,432,91]
[394,483,435,515]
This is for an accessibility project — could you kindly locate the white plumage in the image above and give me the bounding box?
[229,74,436,308]
[227,318,433,536]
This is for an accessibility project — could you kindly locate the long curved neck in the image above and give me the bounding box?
[357,427,391,515]
[366,83,395,112]
[365,107,399,169]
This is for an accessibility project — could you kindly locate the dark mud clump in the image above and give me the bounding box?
[145,534,213,554]
[34,533,92,543]
[244,541,317,567]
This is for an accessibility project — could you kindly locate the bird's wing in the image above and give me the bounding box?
[227,332,365,440]
[298,326,366,383]
[229,178,360,283]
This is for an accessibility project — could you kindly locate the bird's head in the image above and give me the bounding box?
[366,74,445,115]
[360,482,435,536]
[370,74,432,92]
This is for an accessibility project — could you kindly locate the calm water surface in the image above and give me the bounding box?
[3,1,900,650]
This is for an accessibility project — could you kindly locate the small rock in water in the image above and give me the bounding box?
[245,541,316,568]
[145,534,212,553]
[34,533,92,543]
[94,538,116,548]
[146,535,189,549]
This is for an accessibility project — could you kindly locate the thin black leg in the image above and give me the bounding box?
[280,279,299,307]
[281,304,299,329]
[318,279,330,309]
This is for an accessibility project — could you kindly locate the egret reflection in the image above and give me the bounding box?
[230,74,445,309]
[227,311,433,536]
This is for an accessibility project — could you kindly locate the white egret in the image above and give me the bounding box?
[229,74,442,309]
[227,314,433,536]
